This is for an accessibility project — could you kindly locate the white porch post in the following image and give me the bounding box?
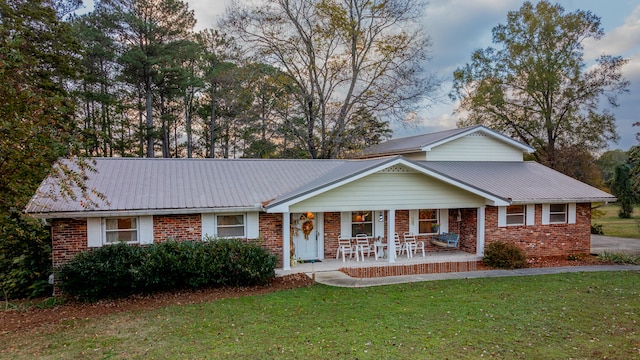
[476,206,485,256]
[387,208,396,263]
[282,212,291,270]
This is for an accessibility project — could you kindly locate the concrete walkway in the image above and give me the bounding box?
[309,235,640,288]
[309,265,640,287]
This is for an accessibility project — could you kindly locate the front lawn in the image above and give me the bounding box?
[1,271,639,359]
[592,205,640,238]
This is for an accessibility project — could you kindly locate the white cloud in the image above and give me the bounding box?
[189,0,232,30]
[584,5,640,60]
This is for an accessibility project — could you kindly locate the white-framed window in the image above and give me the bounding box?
[506,205,525,226]
[549,204,567,224]
[351,211,373,236]
[104,217,138,244]
[216,214,245,237]
[202,212,259,240]
[418,209,439,234]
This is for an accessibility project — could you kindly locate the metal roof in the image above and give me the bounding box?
[358,125,534,157]
[26,158,348,216]
[418,161,616,204]
[26,157,615,217]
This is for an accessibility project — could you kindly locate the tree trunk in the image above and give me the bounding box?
[209,91,216,158]
[145,76,154,158]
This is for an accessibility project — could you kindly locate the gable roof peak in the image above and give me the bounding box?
[357,125,533,158]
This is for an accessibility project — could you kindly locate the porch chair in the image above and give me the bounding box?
[403,232,425,258]
[355,233,373,260]
[393,233,403,257]
[336,236,357,262]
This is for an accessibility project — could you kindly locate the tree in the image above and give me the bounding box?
[629,122,640,196]
[451,1,629,171]
[0,0,100,299]
[596,149,628,186]
[224,0,437,159]
[610,163,635,218]
[101,0,197,158]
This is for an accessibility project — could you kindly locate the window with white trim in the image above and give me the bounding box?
[549,204,567,224]
[351,211,373,236]
[216,214,245,237]
[104,217,138,244]
[506,205,525,226]
[418,209,439,234]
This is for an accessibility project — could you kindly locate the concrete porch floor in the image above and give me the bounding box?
[276,250,482,276]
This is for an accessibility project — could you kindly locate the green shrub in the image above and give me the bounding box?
[0,212,52,301]
[591,223,604,235]
[56,238,277,302]
[483,241,528,269]
[56,242,146,301]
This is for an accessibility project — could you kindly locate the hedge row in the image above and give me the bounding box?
[56,238,278,301]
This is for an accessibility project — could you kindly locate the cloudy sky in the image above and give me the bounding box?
[84,0,640,150]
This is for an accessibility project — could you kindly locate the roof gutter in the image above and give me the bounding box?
[27,205,264,219]
[509,198,617,205]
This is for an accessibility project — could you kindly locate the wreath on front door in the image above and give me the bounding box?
[302,220,314,240]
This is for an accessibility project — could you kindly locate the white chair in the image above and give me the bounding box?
[393,233,403,258]
[336,236,357,262]
[403,232,425,258]
[355,234,373,260]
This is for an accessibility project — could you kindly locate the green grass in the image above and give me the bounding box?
[592,205,640,238]
[1,272,639,359]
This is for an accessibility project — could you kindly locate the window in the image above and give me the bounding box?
[418,209,439,234]
[105,217,138,243]
[217,214,245,237]
[506,205,525,226]
[549,204,567,224]
[351,211,373,236]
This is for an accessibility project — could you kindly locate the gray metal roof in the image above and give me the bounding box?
[417,161,616,204]
[358,125,534,157]
[26,157,615,217]
[26,158,348,216]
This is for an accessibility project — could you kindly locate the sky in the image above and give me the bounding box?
[82,0,640,151]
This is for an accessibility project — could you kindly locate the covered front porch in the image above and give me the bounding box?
[276,248,483,277]
[278,207,488,271]
[264,158,508,271]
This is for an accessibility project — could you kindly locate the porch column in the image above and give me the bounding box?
[282,212,291,270]
[387,208,396,263]
[476,206,485,256]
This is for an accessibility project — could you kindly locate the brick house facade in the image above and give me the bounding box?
[32,126,614,271]
[51,204,593,268]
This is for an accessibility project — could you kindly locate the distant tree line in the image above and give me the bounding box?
[69,0,438,160]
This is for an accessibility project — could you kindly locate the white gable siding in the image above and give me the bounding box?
[426,133,524,161]
[289,168,486,212]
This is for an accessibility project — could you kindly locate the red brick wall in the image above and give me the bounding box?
[259,213,283,264]
[51,218,88,268]
[323,212,341,259]
[153,214,201,242]
[49,205,593,268]
[484,203,591,257]
[394,210,409,236]
[341,261,480,278]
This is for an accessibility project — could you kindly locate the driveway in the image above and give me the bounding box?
[591,235,640,255]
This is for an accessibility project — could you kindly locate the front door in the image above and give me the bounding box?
[292,212,318,260]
